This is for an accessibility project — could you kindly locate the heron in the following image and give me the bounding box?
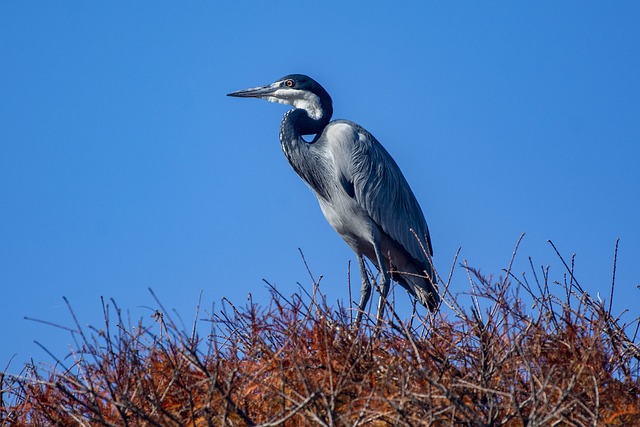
[227,74,439,325]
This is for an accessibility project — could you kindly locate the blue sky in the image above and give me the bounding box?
[2,3,639,373]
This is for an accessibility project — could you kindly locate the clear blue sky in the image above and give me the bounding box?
[2,3,639,373]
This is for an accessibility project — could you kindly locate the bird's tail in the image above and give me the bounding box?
[397,271,440,312]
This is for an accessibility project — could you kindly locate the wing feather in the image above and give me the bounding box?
[335,121,433,266]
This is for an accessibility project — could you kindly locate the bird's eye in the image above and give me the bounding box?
[285,79,294,87]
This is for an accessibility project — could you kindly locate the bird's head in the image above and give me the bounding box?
[227,74,333,124]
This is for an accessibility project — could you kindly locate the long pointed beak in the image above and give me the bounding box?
[226,83,277,98]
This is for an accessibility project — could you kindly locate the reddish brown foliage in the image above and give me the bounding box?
[2,253,639,426]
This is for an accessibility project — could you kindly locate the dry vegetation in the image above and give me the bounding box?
[2,239,639,426]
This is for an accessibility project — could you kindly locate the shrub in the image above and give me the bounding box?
[2,240,639,426]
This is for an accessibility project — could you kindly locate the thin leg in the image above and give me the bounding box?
[373,241,391,326]
[354,254,371,327]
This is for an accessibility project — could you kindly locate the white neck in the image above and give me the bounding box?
[265,88,323,121]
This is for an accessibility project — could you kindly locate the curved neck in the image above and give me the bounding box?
[279,102,332,151]
[279,108,333,200]
[284,98,332,135]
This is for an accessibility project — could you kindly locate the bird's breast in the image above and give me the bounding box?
[317,190,377,256]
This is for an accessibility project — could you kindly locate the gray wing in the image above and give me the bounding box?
[336,120,433,264]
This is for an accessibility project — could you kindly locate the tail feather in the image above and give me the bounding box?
[396,273,440,312]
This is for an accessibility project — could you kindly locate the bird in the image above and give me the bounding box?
[227,74,439,325]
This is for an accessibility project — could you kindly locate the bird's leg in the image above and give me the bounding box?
[373,241,391,326]
[354,254,372,328]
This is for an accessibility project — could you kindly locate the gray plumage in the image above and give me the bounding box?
[228,74,439,324]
